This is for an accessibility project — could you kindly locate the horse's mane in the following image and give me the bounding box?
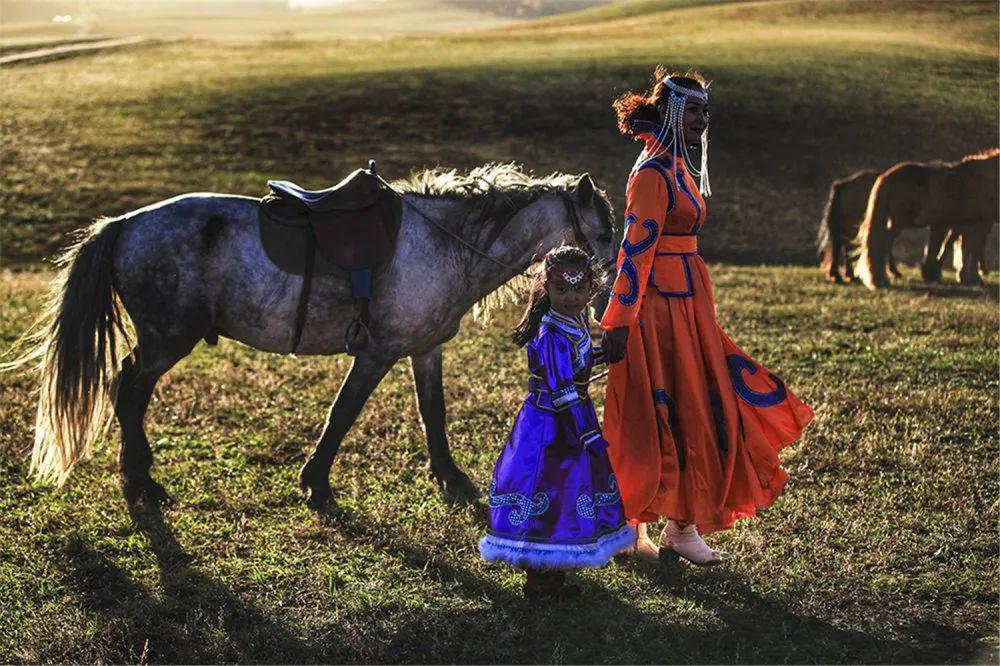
[393,161,612,259]
[393,162,613,324]
[957,147,1000,164]
[392,162,610,238]
[393,162,580,200]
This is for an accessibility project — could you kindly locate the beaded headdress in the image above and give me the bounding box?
[640,76,712,197]
[544,248,593,287]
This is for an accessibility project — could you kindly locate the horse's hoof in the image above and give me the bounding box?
[434,468,480,503]
[304,484,333,510]
[298,461,333,509]
[144,480,174,507]
[123,476,173,507]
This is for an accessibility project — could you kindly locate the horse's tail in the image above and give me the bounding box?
[817,180,844,279]
[3,216,132,485]
[856,174,892,290]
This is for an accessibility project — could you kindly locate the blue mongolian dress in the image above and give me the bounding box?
[479,309,635,570]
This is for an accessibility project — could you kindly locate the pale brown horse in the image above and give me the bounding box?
[857,149,999,289]
[817,169,882,283]
[818,169,973,284]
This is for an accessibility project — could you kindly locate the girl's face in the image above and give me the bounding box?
[546,278,590,318]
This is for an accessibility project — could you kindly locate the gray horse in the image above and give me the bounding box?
[17,163,617,508]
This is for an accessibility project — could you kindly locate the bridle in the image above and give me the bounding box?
[557,190,615,275]
[406,184,612,274]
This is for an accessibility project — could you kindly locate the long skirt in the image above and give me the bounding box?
[480,395,634,570]
[604,253,814,533]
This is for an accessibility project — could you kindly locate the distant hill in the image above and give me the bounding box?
[0,0,613,39]
[0,0,996,266]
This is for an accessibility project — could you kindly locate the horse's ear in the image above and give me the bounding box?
[575,173,595,206]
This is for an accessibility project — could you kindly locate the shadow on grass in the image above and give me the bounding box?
[311,502,979,664]
[61,505,316,663]
[58,498,984,664]
[891,278,999,300]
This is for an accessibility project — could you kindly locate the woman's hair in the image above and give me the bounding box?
[511,245,602,347]
[612,65,708,137]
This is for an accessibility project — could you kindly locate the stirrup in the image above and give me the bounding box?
[344,318,371,355]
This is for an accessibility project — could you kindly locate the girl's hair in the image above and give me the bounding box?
[612,65,708,137]
[511,245,602,347]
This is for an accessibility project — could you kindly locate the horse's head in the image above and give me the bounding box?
[561,173,617,318]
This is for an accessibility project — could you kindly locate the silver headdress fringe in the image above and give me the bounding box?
[633,76,711,197]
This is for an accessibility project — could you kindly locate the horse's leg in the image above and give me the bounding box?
[116,339,197,505]
[410,345,478,501]
[886,227,903,279]
[843,245,855,282]
[921,224,949,283]
[299,353,396,507]
[937,228,957,271]
[958,225,988,286]
[828,223,845,284]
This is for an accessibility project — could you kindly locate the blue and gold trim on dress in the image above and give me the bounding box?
[636,158,676,214]
[541,309,591,376]
[617,213,659,307]
[653,389,686,470]
[674,163,704,234]
[576,474,621,519]
[488,479,550,527]
[726,354,788,408]
[527,376,590,414]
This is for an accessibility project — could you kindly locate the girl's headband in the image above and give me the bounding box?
[544,251,593,286]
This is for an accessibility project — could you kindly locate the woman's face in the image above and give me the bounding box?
[682,97,709,145]
[659,94,709,146]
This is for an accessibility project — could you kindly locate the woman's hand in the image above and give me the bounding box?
[602,327,629,363]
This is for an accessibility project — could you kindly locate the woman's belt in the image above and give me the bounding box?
[657,235,698,254]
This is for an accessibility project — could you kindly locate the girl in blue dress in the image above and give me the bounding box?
[479,245,635,600]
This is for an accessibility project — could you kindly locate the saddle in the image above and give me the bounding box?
[258,161,402,354]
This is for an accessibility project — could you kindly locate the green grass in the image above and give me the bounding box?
[0,1,998,662]
[0,0,996,267]
[1,266,997,663]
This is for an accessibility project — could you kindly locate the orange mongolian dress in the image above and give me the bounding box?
[601,126,814,533]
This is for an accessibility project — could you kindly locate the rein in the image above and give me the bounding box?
[402,196,518,272]
[403,185,600,273]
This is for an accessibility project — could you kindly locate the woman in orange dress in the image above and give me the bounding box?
[601,68,814,565]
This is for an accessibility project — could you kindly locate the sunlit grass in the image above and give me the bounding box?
[1,265,997,663]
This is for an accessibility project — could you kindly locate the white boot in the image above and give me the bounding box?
[660,520,730,566]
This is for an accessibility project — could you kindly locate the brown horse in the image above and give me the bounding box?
[857,149,999,289]
[817,169,882,283]
[817,169,974,284]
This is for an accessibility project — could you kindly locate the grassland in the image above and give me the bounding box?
[0,0,998,663]
[2,265,997,663]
